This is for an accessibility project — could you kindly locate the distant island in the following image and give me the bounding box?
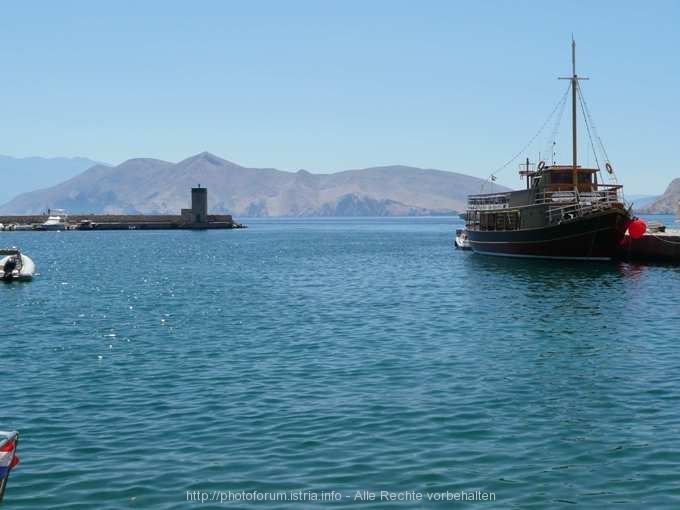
[0,152,507,217]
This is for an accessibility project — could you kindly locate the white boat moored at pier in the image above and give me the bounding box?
[40,209,69,231]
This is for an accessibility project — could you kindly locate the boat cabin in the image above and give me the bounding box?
[529,165,597,193]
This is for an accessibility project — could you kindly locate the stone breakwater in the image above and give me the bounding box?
[0,214,244,230]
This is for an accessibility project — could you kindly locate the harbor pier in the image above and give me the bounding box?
[618,228,680,263]
[0,186,244,231]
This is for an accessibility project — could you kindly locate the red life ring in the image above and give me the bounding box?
[605,162,614,174]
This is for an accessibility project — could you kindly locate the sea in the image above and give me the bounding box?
[2,216,680,509]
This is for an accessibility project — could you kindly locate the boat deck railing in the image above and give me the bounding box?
[464,184,625,228]
[536,184,622,206]
[467,184,622,212]
[466,192,511,211]
[541,185,624,224]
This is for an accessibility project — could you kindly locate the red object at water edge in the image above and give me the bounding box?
[628,219,647,239]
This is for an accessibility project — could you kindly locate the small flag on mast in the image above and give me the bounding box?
[0,431,19,502]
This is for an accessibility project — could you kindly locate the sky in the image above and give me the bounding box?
[0,0,678,194]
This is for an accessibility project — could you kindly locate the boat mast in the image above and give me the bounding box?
[559,37,588,189]
[571,39,577,187]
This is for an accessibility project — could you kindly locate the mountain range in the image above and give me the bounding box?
[0,155,102,206]
[0,152,503,217]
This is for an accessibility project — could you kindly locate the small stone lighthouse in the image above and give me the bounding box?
[191,185,208,224]
[181,185,209,225]
[179,185,236,228]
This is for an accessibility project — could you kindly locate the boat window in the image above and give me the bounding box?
[482,213,496,231]
[551,172,572,184]
[474,211,521,231]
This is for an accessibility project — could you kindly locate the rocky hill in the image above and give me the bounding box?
[638,178,680,214]
[0,152,505,217]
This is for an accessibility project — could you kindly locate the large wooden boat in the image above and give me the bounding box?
[465,41,630,260]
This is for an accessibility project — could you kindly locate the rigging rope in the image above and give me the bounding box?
[480,84,571,193]
[544,85,569,165]
[577,85,601,171]
[577,85,618,186]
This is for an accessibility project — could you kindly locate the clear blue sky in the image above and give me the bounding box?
[0,0,677,194]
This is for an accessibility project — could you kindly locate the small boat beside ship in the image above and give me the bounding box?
[454,228,471,250]
[0,248,36,282]
[463,40,632,260]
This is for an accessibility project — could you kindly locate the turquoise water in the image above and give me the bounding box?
[2,217,680,508]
